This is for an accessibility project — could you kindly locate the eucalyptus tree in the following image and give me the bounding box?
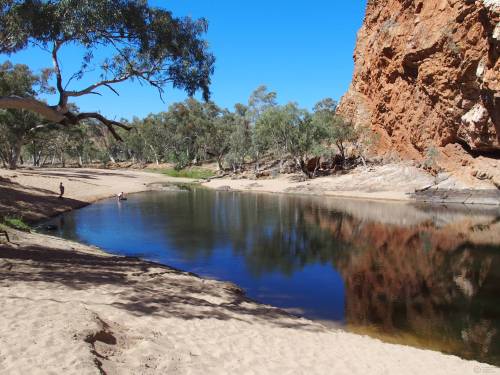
[0,109,40,168]
[164,98,215,168]
[254,103,306,159]
[255,103,328,176]
[205,110,235,171]
[0,61,50,169]
[226,103,252,172]
[246,86,277,170]
[247,85,277,125]
[0,0,215,139]
[312,98,357,164]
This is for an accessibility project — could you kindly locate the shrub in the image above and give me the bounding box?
[3,217,30,232]
[150,167,215,179]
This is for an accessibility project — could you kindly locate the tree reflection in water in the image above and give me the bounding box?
[46,188,500,365]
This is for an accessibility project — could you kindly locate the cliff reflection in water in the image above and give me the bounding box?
[45,188,500,365]
[303,199,500,365]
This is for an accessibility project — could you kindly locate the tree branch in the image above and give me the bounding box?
[0,96,130,141]
[0,96,65,123]
[51,40,66,108]
[75,112,131,141]
[65,75,131,98]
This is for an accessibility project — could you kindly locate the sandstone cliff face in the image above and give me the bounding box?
[339,0,499,159]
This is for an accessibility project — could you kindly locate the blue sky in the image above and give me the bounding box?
[1,1,367,120]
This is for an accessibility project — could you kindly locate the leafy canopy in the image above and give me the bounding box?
[0,61,49,168]
[0,0,215,137]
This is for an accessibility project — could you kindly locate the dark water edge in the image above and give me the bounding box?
[40,187,500,366]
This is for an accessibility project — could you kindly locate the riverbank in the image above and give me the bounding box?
[0,168,195,222]
[1,167,499,374]
[202,163,500,205]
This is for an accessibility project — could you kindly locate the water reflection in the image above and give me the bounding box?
[42,188,500,365]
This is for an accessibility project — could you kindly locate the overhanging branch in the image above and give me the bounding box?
[0,96,130,141]
[0,96,65,122]
[76,112,131,141]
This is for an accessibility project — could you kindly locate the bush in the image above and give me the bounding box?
[3,217,30,232]
[150,167,215,179]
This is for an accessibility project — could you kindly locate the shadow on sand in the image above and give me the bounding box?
[0,242,322,331]
[0,178,88,222]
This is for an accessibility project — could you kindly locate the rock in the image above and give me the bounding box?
[280,160,297,174]
[256,171,271,179]
[338,0,499,159]
[493,175,500,189]
[459,104,497,151]
[306,157,320,173]
[477,171,491,180]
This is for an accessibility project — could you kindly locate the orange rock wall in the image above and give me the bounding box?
[339,0,499,159]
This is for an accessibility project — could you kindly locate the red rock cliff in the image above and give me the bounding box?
[339,0,499,159]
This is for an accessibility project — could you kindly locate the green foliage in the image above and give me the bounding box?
[255,103,324,161]
[226,110,252,171]
[2,83,367,179]
[0,61,53,97]
[3,217,30,232]
[424,146,439,169]
[153,167,215,179]
[312,98,358,162]
[0,61,49,169]
[352,124,380,166]
[247,85,277,125]
[0,0,215,100]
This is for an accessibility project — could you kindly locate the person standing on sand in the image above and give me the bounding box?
[59,182,65,199]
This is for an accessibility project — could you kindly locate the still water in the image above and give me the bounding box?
[43,186,500,365]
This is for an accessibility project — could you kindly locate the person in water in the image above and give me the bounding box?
[58,182,65,199]
[117,192,125,200]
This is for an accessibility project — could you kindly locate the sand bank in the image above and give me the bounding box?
[1,167,499,374]
[202,163,500,205]
[0,168,194,221]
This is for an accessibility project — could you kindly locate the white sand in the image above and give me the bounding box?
[202,163,499,204]
[2,230,498,375]
[202,164,436,201]
[1,167,499,374]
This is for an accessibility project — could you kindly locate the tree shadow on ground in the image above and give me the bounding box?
[0,243,323,332]
[0,180,87,222]
[14,169,141,181]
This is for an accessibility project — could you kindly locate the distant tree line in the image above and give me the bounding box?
[0,62,374,177]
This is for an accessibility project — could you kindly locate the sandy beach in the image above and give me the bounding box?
[1,167,499,374]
